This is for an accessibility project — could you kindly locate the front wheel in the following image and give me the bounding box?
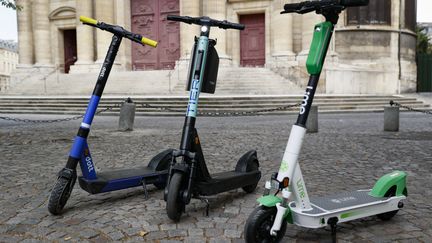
[166,173,185,222]
[244,206,287,243]
[48,176,76,215]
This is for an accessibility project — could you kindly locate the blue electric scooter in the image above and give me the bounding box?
[48,16,173,215]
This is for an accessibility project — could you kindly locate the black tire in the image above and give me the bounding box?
[377,186,400,221]
[377,210,398,221]
[244,206,288,243]
[166,173,185,222]
[242,159,259,193]
[48,177,75,215]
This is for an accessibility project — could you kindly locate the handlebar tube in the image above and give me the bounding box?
[282,0,368,15]
[167,15,245,30]
[79,16,158,47]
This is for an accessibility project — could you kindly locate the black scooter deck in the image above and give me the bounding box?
[195,170,261,196]
[78,166,167,194]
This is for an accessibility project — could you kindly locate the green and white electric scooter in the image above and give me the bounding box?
[244,1,407,242]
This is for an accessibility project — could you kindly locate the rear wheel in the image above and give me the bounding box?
[244,206,287,243]
[242,159,259,193]
[377,186,403,221]
[48,176,76,215]
[166,173,185,222]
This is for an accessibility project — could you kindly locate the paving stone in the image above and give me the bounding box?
[107,230,124,241]
[188,228,204,236]
[224,229,242,238]
[78,229,99,239]
[167,229,188,238]
[46,230,68,240]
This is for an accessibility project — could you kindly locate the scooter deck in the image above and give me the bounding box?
[289,189,405,228]
[195,170,261,196]
[78,166,167,194]
[298,190,386,216]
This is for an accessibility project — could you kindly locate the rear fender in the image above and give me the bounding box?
[369,171,407,197]
[147,149,173,171]
[235,150,259,172]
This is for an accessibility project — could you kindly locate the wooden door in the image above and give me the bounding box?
[240,14,265,67]
[131,0,180,70]
[63,29,77,73]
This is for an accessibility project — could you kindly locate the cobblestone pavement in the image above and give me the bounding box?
[1,112,431,243]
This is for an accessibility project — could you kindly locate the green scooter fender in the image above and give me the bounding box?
[257,195,293,224]
[369,171,408,197]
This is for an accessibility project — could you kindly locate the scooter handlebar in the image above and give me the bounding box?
[167,15,194,24]
[282,0,368,14]
[167,15,245,30]
[218,20,245,30]
[80,16,98,26]
[79,15,158,47]
[340,0,369,7]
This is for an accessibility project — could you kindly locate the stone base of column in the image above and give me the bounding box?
[296,49,309,63]
[70,61,124,73]
[69,61,96,73]
[218,55,232,67]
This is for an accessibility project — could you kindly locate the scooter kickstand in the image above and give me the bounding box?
[199,197,210,216]
[141,179,149,200]
[328,217,338,243]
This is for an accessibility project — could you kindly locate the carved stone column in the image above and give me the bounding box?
[203,0,228,59]
[95,0,114,63]
[179,0,200,59]
[271,0,295,60]
[16,0,34,65]
[32,0,52,66]
[75,0,94,65]
[299,14,323,59]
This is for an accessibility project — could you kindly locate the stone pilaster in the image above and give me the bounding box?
[16,0,34,66]
[203,0,230,64]
[179,0,200,60]
[298,13,323,60]
[271,0,295,60]
[32,0,52,66]
[95,0,114,63]
[75,0,94,65]
[113,0,129,70]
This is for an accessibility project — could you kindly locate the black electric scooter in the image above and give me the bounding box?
[48,16,173,215]
[163,15,262,221]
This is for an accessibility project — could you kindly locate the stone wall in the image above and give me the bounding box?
[11,0,417,95]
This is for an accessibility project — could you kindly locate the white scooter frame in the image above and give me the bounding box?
[244,1,407,242]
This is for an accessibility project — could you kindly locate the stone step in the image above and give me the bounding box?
[0,96,428,117]
[0,100,423,109]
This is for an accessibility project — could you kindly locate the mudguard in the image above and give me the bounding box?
[369,171,407,197]
[235,150,259,172]
[257,195,282,207]
[147,149,173,171]
[257,195,293,224]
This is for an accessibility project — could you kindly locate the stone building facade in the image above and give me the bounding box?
[13,0,417,94]
[0,40,18,91]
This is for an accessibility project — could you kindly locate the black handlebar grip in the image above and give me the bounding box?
[284,2,302,11]
[167,15,193,24]
[339,0,369,7]
[228,22,245,30]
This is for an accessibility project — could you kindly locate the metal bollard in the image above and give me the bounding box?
[118,97,135,131]
[384,106,399,132]
[306,105,318,133]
